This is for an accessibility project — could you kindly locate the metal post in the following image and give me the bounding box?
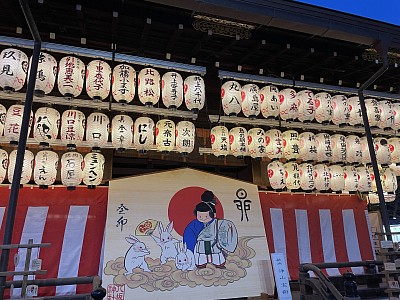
[0,0,41,298]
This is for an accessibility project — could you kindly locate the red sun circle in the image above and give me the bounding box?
[279,94,284,104]
[349,105,353,111]
[221,88,225,98]
[210,134,216,144]
[344,172,347,179]
[184,84,188,94]
[161,80,165,89]
[283,139,287,147]
[241,91,246,101]
[285,171,288,178]
[229,134,234,144]
[315,99,320,108]
[266,136,271,145]
[389,144,394,152]
[268,169,274,178]
[247,135,252,145]
[155,127,159,136]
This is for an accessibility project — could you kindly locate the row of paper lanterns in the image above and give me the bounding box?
[0,104,196,154]
[221,81,400,129]
[210,126,400,165]
[0,149,104,189]
[0,48,205,112]
[267,161,398,193]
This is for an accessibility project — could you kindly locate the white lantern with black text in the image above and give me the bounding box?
[299,163,314,191]
[138,67,160,106]
[392,102,400,132]
[374,137,391,165]
[0,149,8,184]
[279,88,298,121]
[388,137,400,165]
[33,107,60,147]
[329,165,345,192]
[229,127,248,158]
[0,104,7,136]
[112,115,133,151]
[298,132,317,162]
[184,75,205,113]
[248,128,266,159]
[86,60,111,101]
[343,166,358,193]
[313,164,330,191]
[260,85,280,119]
[282,130,299,161]
[357,166,372,193]
[265,129,283,161]
[0,48,28,92]
[315,92,333,124]
[57,56,85,98]
[347,96,363,126]
[378,100,394,130]
[29,52,57,96]
[4,104,33,145]
[8,149,34,185]
[60,109,85,149]
[221,81,241,116]
[241,84,260,119]
[156,119,175,154]
[382,167,397,193]
[360,137,371,165]
[162,71,183,109]
[61,152,83,190]
[284,162,300,190]
[346,135,362,165]
[331,134,346,164]
[176,121,195,155]
[112,64,136,104]
[210,125,229,158]
[369,166,377,193]
[365,98,380,128]
[297,90,315,123]
[267,161,285,190]
[331,95,349,126]
[315,133,332,162]
[86,112,110,150]
[133,117,154,153]
[83,152,105,188]
[34,150,58,188]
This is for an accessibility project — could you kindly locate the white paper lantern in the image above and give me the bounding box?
[176,121,195,155]
[57,56,85,98]
[156,119,175,153]
[184,75,205,113]
[313,164,330,191]
[210,126,229,158]
[60,109,85,149]
[162,71,183,109]
[86,112,109,150]
[343,166,359,193]
[347,96,363,127]
[8,149,34,185]
[329,165,345,192]
[4,104,33,145]
[265,129,283,160]
[29,52,57,96]
[248,128,266,159]
[221,80,241,116]
[388,138,400,165]
[86,60,111,101]
[360,136,371,165]
[33,107,60,146]
[357,166,372,193]
[0,149,8,184]
[260,85,280,119]
[374,137,391,165]
[34,150,58,188]
[315,92,333,124]
[112,115,133,151]
[83,152,105,188]
[315,133,332,162]
[392,102,400,132]
[133,116,154,153]
[331,95,349,126]
[369,166,377,193]
[299,163,314,191]
[297,90,315,123]
[267,161,285,190]
[137,67,160,106]
[331,134,347,163]
[378,100,394,130]
[282,130,299,161]
[279,88,298,121]
[345,135,362,165]
[61,151,83,190]
[389,163,400,176]
[365,98,380,128]
[0,104,7,136]
[0,48,28,92]
[298,132,317,162]
[112,64,136,104]
[284,162,300,190]
[229,127,248,158]
[241,84,261,119]
[381,167,397,193]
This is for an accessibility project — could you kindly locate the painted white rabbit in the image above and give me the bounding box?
[124,234,151,274]
[175,242,195,271]
[151,221,179,264]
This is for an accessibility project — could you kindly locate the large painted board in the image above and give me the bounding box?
[103,168,274,299]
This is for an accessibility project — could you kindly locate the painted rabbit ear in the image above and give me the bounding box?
[125,236,137,244]
[166,221,174,233]
[158,222,164,234]
[183,243,187,252]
